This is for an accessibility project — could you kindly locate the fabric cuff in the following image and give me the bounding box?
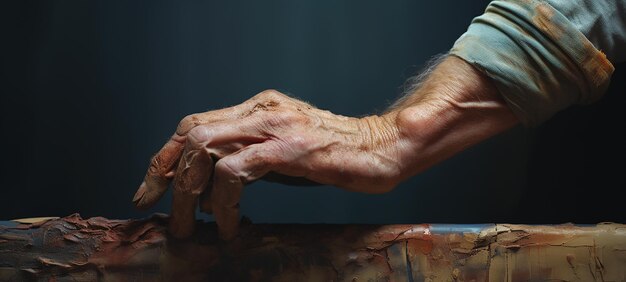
[450,0,614,126]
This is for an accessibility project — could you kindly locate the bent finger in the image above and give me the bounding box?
[133,135,185,209]
[133,106,244,209]
[169,120,270,238]
[211,143,287,240]
[168,140,214,238]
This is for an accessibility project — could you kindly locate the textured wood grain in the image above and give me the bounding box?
[1,214,625,281]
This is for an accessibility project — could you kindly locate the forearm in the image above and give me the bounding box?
[377,0,623,186]
[382,55,518,182]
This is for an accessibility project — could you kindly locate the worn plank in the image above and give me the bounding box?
[0,215,624,281]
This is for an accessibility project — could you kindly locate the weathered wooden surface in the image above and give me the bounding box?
[1,214,625,281]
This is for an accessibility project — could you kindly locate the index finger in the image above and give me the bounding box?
[133,134,185,209]
[132,108,242,209]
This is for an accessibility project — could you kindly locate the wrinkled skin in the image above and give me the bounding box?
[133,56,518,240]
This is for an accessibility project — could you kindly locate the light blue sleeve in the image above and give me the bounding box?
[547,0,626,63]
[449,0,621,126]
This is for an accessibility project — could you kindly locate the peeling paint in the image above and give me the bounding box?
[0,215,625,281]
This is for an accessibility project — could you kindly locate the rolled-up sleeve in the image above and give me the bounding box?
[450,0,623,126]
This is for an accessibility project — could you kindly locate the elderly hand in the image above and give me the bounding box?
[132,90,407,240]
[132,56,518,240]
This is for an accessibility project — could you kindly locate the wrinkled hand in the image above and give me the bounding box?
[132,56,518,241]
[132,90,404,240]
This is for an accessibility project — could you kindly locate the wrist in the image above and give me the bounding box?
[386,56,518,179]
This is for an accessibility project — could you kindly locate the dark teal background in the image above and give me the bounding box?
[1,1,624,223]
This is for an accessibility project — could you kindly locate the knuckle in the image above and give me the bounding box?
[177,113,202,134]
[214,159,238,178]
[256,89,284,100]
[277,110,299,123]
[243,90,289,117]
[186,126,212,145]
[266,110,308,127]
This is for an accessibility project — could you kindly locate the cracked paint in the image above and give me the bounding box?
[0,215,625,281]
